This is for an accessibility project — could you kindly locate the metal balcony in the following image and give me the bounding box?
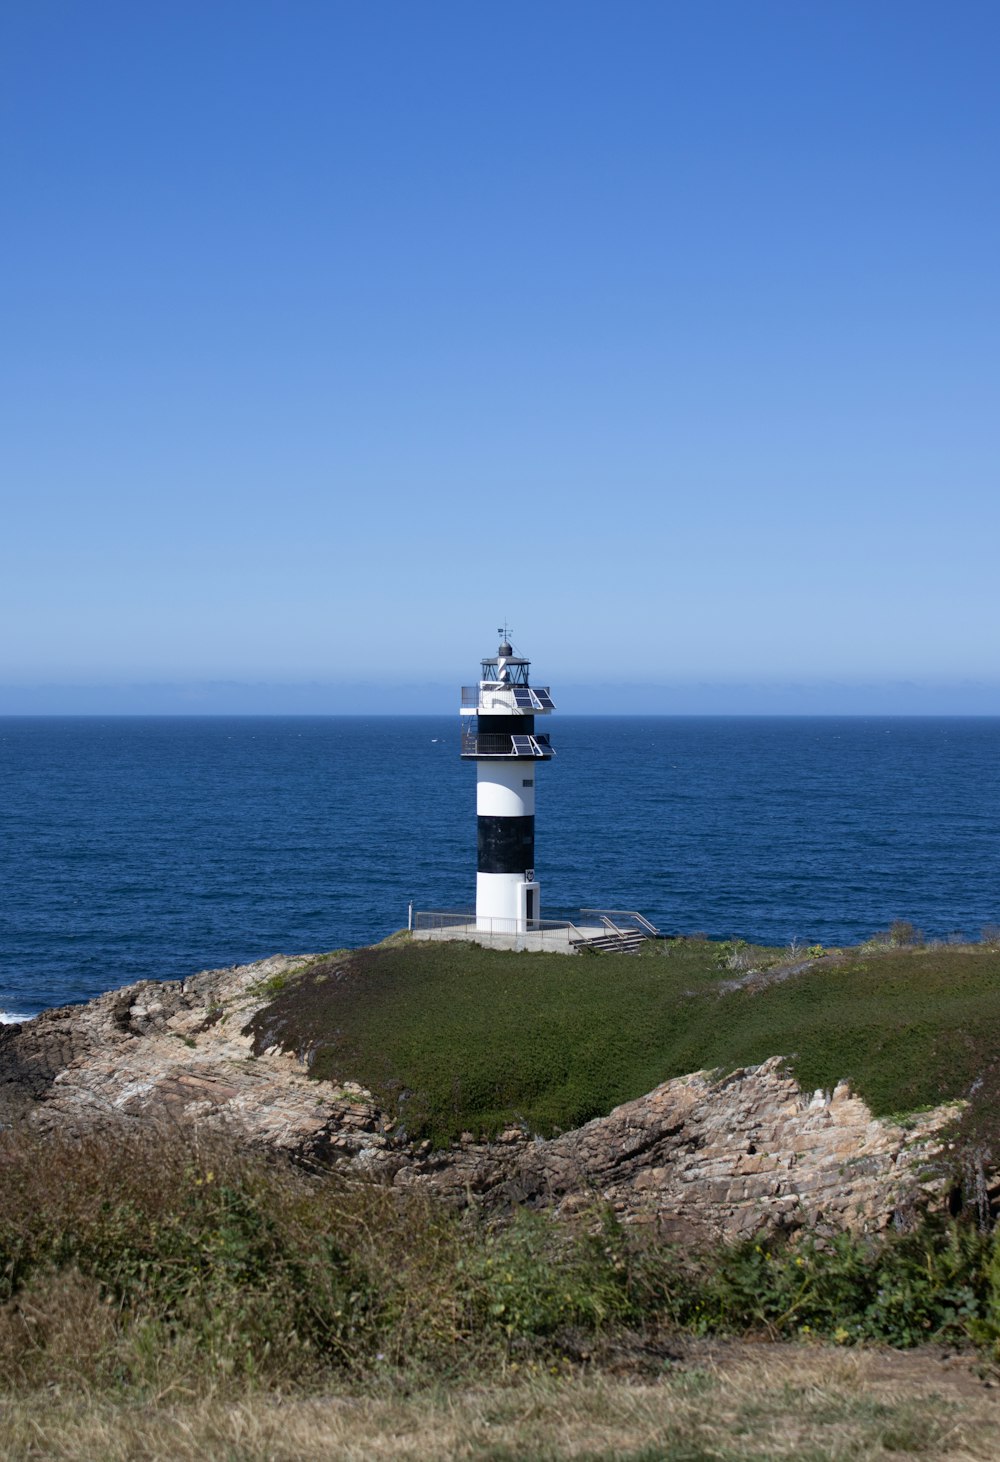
[460,731,554,758]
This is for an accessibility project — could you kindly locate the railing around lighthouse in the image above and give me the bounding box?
[461,685,553,709]
[412,910,590,950]
[460,730,553,757]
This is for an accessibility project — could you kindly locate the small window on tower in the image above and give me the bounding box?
[522,778,534,787]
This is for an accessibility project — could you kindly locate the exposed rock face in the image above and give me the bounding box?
[0,956,396,1166]
[509,1061,958,1240]
[0,956,961,1240]
[389,1061,959,1240]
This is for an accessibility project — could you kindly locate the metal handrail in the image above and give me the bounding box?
[413,909,590,942]
[460,685,554,711]
[461,731,514,756]
[579,909,660,936]
[460,731,554,757]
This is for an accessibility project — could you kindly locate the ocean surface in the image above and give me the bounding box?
[2,716,999,1020]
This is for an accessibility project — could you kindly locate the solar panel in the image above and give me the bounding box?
[511,735,535,755]
[512,686,534,708]
[532,689,555,710]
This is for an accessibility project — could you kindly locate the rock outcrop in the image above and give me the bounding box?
[508,1061,958,1239]
[0,955,962,1240]
[0,955,396,1167]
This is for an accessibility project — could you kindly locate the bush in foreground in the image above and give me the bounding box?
[2,1124,1000,1396]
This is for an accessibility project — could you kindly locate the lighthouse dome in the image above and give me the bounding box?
[498,640,513,656]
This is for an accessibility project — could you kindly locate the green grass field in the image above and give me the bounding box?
[247,935,1000,1148]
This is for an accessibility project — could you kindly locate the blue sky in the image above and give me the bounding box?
[2,1,998,712]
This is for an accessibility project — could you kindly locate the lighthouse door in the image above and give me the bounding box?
[516,880,540,932]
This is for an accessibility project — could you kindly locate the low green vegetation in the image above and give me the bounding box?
[247,970,292,998]
[248,935,1000,1150]
[3,1124,1000,1401]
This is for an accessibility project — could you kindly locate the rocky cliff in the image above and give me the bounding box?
[0,953,962,1241]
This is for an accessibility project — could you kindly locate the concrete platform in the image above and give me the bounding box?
[412,920,606,954]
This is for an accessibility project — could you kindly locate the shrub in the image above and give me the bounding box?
[0,1125,461,1386]
[465,1209,632,1340]
[888,920,923,947]
[637,1224,994,1349]
[714,940,783,975]
[3,1123,1000,1396]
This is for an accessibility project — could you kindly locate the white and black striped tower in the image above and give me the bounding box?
[460,633,555,931]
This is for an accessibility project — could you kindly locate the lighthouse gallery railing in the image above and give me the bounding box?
[461,685,553,709]
[460,731,553,757]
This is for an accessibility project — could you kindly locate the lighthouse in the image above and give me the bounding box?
[460,633,555,932]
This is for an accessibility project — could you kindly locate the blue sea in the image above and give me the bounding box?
[2,716,999,1020]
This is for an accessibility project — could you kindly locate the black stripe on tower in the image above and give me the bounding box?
[478,815,534,875]
[478,714,534,735]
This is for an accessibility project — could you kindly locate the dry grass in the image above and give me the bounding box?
[0,1122,498,1388]
[1,1344,996,1461]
